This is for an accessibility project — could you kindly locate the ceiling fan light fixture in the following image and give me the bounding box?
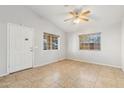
[73,18,80,24]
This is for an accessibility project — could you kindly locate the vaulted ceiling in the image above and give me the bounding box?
[30,5,124,32]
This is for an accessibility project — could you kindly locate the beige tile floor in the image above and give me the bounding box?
[0,59,124,88]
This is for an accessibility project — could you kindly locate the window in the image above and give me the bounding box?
[79,33,101,50]
[43,32,59,50]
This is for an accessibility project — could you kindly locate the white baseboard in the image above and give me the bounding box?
[67,58,121,68]
[0,73,9,77]
[33,58,66,68]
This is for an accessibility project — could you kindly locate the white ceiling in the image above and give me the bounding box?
[30,5,124,32]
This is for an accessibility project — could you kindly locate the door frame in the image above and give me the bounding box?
[7,23,35,74]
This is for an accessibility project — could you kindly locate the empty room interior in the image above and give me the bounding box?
[0,5,124,88]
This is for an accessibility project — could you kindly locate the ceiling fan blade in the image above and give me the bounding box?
[80,18,89,21]
[69,11,74,15]
[69,11,77,17]
[81,10,91,16]
[83,18,89,21]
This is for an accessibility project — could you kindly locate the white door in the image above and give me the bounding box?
[8,23,33,73]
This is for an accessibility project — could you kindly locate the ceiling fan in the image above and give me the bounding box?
[64,6,91,24]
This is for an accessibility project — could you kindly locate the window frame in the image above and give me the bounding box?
[43,32,60,50]
[79,32,101,51]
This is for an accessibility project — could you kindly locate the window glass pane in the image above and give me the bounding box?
[79,33,101,50]
[43,33,59,50]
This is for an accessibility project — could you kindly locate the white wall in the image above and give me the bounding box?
[67,24,121,67]
[122,19,124,71]
[0,6,66,76]
[0,22,7,76]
